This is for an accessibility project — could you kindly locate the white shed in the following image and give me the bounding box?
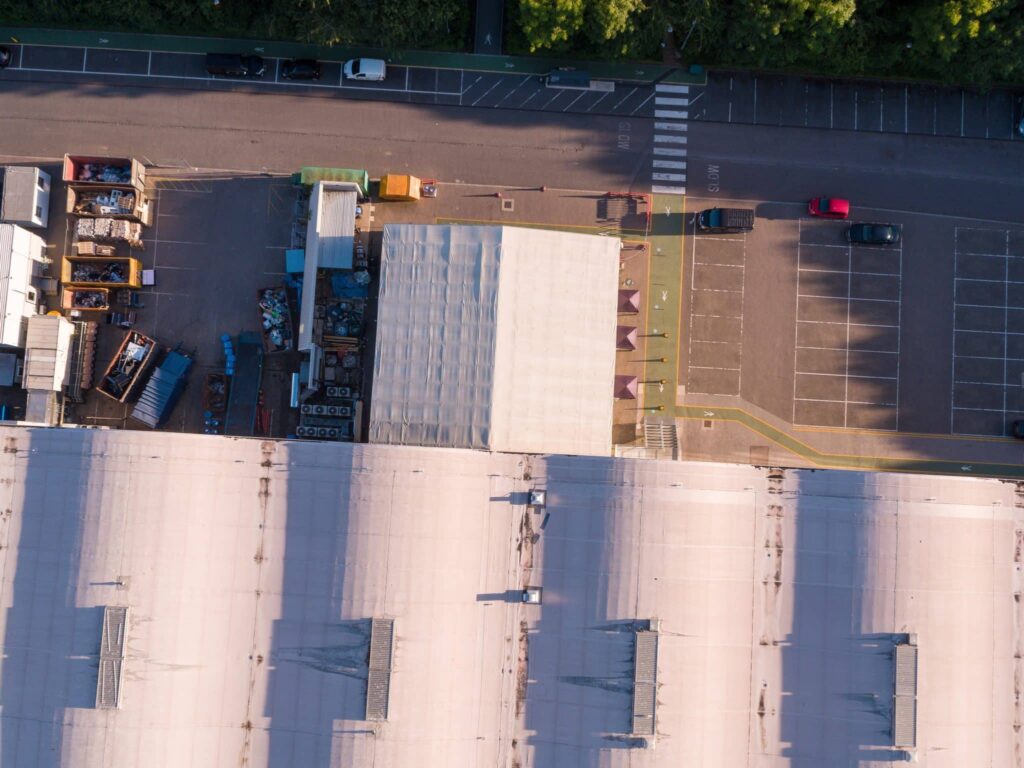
[0,224,46,348]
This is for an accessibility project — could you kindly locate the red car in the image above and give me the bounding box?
[808,197,850,219]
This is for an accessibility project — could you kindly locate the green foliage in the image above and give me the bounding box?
[517,0,585,52]
[0,0,469,51]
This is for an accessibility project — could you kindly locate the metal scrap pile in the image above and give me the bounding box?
[72,291,108,309]
[75,162,131,184]
[72,261,128,284]
[258,288,293,352]
[74,189,136,216]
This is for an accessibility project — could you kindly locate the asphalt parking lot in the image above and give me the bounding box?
[688,72,1022,141]
[680,201,1024,438]
[0,43,657,118]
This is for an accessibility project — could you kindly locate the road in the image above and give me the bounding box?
[0,76,652,193]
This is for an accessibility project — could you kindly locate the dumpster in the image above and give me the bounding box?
[379,174,421,201]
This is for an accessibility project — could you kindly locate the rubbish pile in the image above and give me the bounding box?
[73,189,136,216]
[74,162,132,184]
[76,217,143,246]
[72,291,109,309]
[72,261,128,284]
[258,287,293,353]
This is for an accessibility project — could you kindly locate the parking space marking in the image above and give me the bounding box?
[950,226,1024,436]
[685,223,746,395]
[793,218,903,429]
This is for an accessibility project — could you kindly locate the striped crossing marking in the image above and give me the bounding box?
[650,83,694,195]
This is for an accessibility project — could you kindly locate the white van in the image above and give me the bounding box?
[343,58,387,82]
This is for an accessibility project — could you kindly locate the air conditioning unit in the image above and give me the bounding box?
[337,387,352,398]
[326,386,341,398]
[317,427,329,438]
[339,406,352,417]
[326,428,340,440]
[315,405,329,416]
[296,426,314,438]
[300,404,314,415]
[326,405,341,417]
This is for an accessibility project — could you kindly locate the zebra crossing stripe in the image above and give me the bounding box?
[654,160,687,169]
[655,97,689,107]
[653,172,686,182]
[654,134,687,144]
[652,185,686,195]
[654,110,689,120]
[653,146,686,156]
[655,84,689,94]
[654,122,687,131]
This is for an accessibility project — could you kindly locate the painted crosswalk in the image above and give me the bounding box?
[650,84,688,195]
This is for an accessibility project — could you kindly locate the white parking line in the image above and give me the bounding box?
[630,92,655,115]
[471,79,504,106]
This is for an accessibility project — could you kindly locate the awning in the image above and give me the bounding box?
[614,375,638,399]
[617,325,637,351]
[618,289,640,313]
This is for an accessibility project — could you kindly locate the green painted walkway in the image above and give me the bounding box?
[0,26,706,85]
[641,195,686,414]
[677,405,1024,479]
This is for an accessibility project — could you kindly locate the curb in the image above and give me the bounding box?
[0,26,708,86]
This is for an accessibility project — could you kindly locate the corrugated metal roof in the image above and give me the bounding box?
[24,314,74,390]
[298,182,358,351]
[631,629,658,736]
[96,606,129,709]
[366,618,394,721]
[369,224,619,455]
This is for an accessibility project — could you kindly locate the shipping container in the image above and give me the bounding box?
[379,174,421,201]
[61,287,110,312]
[61,256,142,288]
[62,154,146,192]
[98,330,159,403]
[299,167,368,197]
[66,186,152,224]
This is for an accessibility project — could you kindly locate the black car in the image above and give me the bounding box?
[281,59,321,80]
[205,53,265,78]
[1012,420,1024,439]
[0,47,10,69]
[847,222,901,245]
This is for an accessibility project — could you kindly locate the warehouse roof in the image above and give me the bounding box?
[0,427,1017,768]
[369,224,620,455]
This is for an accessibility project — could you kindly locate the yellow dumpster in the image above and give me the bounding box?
[380,174,421,201]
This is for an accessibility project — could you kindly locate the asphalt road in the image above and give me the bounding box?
[0,78,653,193]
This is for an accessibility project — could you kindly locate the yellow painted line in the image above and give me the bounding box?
[677,404,1024,478]
[792,422,1016,444]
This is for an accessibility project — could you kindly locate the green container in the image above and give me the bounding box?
[299,167,369,197]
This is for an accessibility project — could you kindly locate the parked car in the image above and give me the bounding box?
[847,222,901,244]
[808,197,850,219]
[0,46,10,69]
[205,53,265,78]
[281,59,321,81]
[343,58,386,81]
[1012,420,1024,439]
